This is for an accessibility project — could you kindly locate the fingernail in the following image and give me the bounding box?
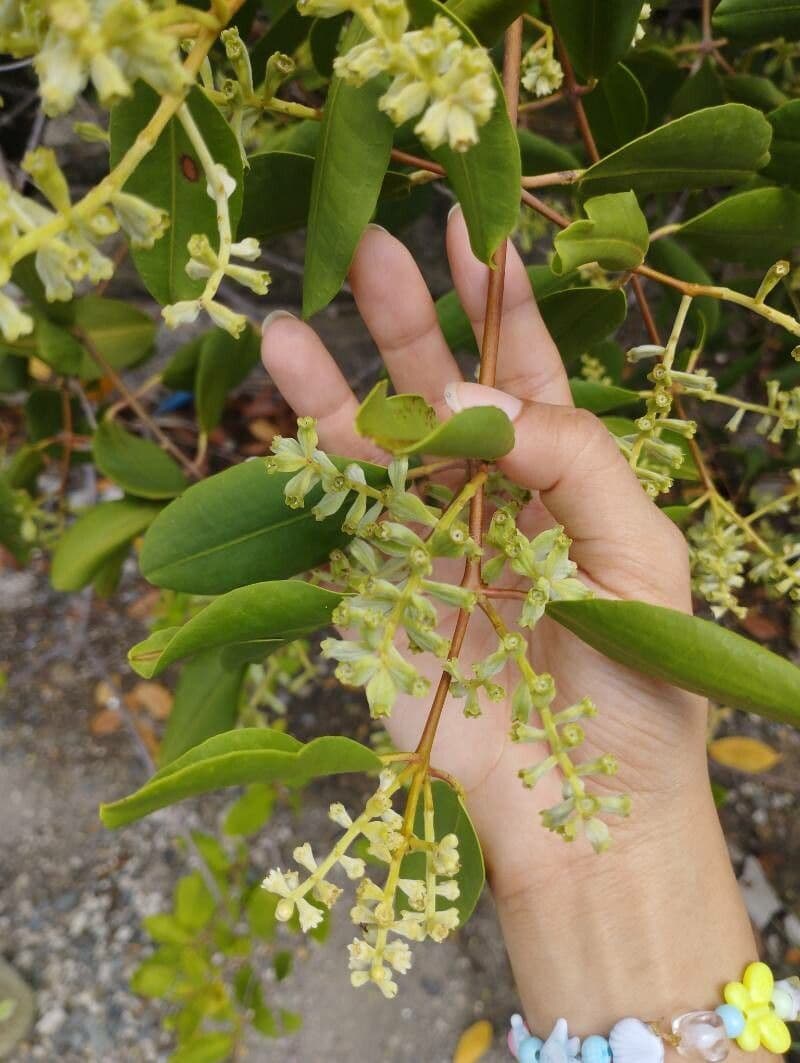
[444,381,523,421]
[262,309,296,335]
[366,222,390,235]
[447,203,463,223]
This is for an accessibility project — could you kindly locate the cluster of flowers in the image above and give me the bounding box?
[0,148,168,342]
[300,0,497,152]
[619,341,705,497]
[689,508,750,620]
[262,769,462,998]
[521,42,563,98]
[0,0,189,117]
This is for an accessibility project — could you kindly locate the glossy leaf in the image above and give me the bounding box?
[518,129,581,176]
[159,650,246,766]
[538,288,627,365]
[677,187,800,267]
[579,104,772,198]
[71,297,157,381]
[724,74,787,112]
[100,729,382,828]
[93,420,187,500]
[713,0,800,41]
[570,379,640,413]
[303,18,394,318]
[51,499,161,592]
[139,457,388,595]
[546,599,800,725]
[763,100,800,189]
[410,0,521,264]
[553,191,649,274]
[624,46,684,129]
[309,13,347,75]
[583,64,648,155]
[129,581,341,677]
[195,326,260,433]
[550,0,645,79]
[401,781,484,924]
[444,0,529,43]
[109,84,243,305]
[670,57,725,118]
[240,151,412,242]
[356,380,515,459]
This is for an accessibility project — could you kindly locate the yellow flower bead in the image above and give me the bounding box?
[723,962,791,1054]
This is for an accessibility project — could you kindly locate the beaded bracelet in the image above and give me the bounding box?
[507,963,798,1062]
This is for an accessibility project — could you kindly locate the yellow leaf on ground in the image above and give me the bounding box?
[708,736,781,774]
[453,1020,493,1063]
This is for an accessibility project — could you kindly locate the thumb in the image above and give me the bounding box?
[444,381,691,609]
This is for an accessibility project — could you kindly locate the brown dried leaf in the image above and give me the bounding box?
[90,708,122,736]
[127,680,173,720]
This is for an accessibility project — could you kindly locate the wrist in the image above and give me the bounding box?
[488,780,766,1058]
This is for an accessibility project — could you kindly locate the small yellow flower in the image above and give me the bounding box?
[723,962,791,1054]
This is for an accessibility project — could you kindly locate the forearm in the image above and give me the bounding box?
[486,780,774,1062]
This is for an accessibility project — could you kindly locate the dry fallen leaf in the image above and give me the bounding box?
[90,708,122,737]
[453,1020,493,1063]
[708,735,781,774]
[127,681,173,720]
[134,718,160,760]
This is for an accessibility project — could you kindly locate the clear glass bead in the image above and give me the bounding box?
[672,1011,730,1062]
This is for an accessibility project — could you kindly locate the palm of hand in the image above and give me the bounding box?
[262,216,707,876]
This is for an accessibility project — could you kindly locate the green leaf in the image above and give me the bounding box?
[246,888,278,940]
[223,783,275,836]
[51,499,161,592]
[583,64,648,155]
[175,872,216,931]
[578,104,773,198]
[303,18,394,318]
[670,57,725,118]
[162,333,205,390]
[677,187,800,267]
[646,237,721,341]
[409,0,521,264]
[35,316,85,375]
[624,46,683,129]
[169,1033,235,1063]
[139,457,388,595]
[550,0,644,79]
[356,380,515,459]
[240,151,412,242]
[249,4,309,81]
[569,379,640,413]
[553,191,649,274]
[517,129,581,176]
[93,420,187,500]
[309,13,347,75]
[142,914,194,946]
[724,74,787,113]
[100,729,381,828]
[71,297,157,381]
[0,476,28,563]
[401,781,484,924]
[546,599,800,726]
[159,650,246,766]
[130,962,178,998]
[435,264,577,354]
[195,326,260,433]
[763,100,800,189]
[713,0,800,41]
[444,0,529,43]
[538,288,627,365]
[109,83,243,305]
[129,581,341,677]
[273,951,293,981]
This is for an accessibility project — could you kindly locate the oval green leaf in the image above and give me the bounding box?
[356,380,515,459]
[763,100,800,189]
[93,420,188,500]
[139,457,388,595]
[444,0,530,44]
[570,379,640,413]
[100,729,382,828]
[129,581,341,678]
[538,288,628,366]
[677,187,800,267]
[159,650,247,766]
[401,780,485,924]
[546,599,800,725]
[51,499,161,592]
[583,63,648,155]
[550,0,645,79]
[713,0,800,41]
[553,191,649,275]
[303,17,395,319]
[578,104,772,198]
[109,83,243,306]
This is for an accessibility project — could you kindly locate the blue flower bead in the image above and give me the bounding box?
[581,1034,612,1062]
[518,1035,544,1063]
[715,1003,746,1039]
